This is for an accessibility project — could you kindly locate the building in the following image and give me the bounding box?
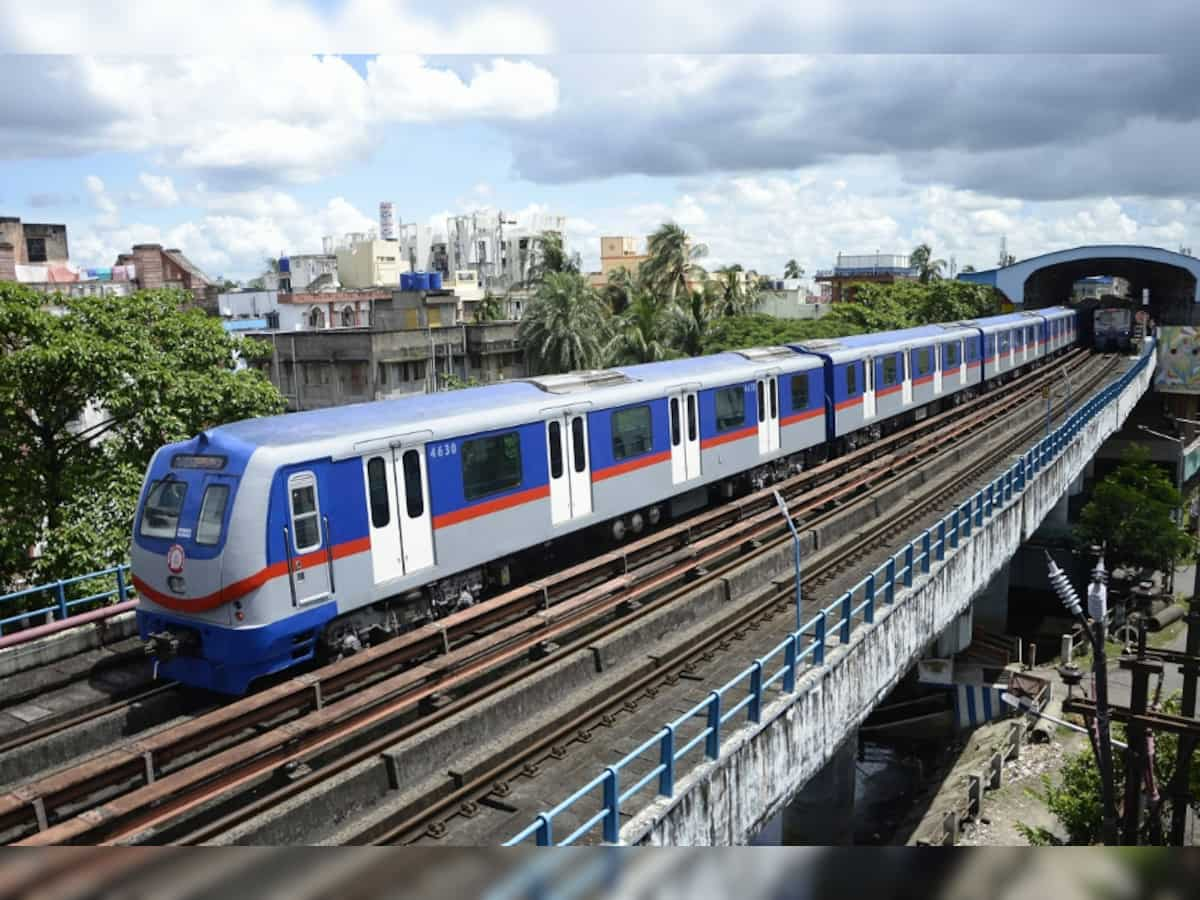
[277,254,339,292]
[1073,275,1132,301]
[589,235,649,289]
[217,288,389,331]
[114,243,214,306]
[335,233,410,289]
[443,211,567,293]
[754,279,827,319]
[0,217,69,266]
[814,253,918,303]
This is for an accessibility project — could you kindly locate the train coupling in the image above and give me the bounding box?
[144,630,193,662]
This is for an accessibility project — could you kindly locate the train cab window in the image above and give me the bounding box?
[548,421,564,479]
[195,484,230,546]
[612,405,653,460]
[715,386,746,432]
[845,364,858,396]
[288,475,322,553]
[462,432,523,501]
[402,450,424,518]
[367,457,390,527]
[571,417,587,473]
[139,479,188,540]
[882,356,898,386]
[670,398,681,446]
[791,374,810,410]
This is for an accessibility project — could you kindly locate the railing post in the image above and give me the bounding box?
[706,691,721,759]
[55,581,68,621]
[814,612,826,666]
[921,531,931,574]
[658,727,675,796]
[975,494,984,528]
[985,483,993,518]
[885,558,896,604]
[749,661,763,723]
[784,634,797,693]
[903,545,914,588]
[864,574,875,625]
[936,521,945,561]
[840,593,852,642]
[603,767,620,844]
[535,813,553,846]
[961,502,971,537]
[950,509,960,548]
[116,566,127,602]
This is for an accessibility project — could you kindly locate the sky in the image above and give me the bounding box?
[2,2,1200,282]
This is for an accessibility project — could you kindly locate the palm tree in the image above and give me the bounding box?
[909,243,947,283]
[605,291,676,365]
[601,266,637,315]
[713,265,757,317]
[474,292,504,322]
[783,259,804,280]
[641,222,708,303]
[669,282,719,357]
[518,271,610,374]
[526,230,579,285]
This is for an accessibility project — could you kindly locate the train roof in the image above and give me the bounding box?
[789,322,976,362]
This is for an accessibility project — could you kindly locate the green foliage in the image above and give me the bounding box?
[528,230,579,283]
[441,373,483,391]
[712,265,758,318]
[701,313,853,354]
[641,222,708,302]
[846,280,1001,330]
[1077,445,1194,575]
[909,243,946,283]
[605,292,678,365]
[517,271,610,374]
[783,259,804,280]
[0,283,285,589]
[474,292,504,322]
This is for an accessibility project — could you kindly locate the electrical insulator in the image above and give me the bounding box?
[1045,551,1083,617]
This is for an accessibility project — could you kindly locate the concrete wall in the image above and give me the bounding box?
[622,353,1155,845]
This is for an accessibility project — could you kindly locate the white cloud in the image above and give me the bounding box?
[1,54,560,183]
[137,172,179,207]
[84,175,119,226]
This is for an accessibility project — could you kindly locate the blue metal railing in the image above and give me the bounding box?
[0,564,134,637]
[506,341,1155,845]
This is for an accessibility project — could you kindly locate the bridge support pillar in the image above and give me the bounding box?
[935,604,973,658]
[781,729,857,845]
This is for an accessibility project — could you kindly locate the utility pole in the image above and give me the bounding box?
[1120,620,1164,845]
[1168,551,1200,845]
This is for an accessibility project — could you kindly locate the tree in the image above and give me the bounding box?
[527,230,579,285]
[0,284,285,587]
[605,290,677,365]
[713,265,757,318]
[517,271,610,375]
[474,292,504,322]
[670,284,719,357]
[1077,445,1194,576]
[909,243,947,283]
[961,264,977,274]
[641,222,708,303]
[601,267,637,316]
[784,259,804,280]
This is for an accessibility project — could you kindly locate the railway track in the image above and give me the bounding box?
[3,350,1109,845]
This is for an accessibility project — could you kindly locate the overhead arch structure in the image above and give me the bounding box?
[958,244,1200,324]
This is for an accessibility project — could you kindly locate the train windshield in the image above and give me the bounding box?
[139,479,188,539]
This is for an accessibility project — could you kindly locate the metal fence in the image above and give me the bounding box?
[0,564,133,637]
[506,341,1154,845]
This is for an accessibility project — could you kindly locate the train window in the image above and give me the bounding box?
[769,379,778,419]
[612,405,653,460]
[687,395,697,442]
[791,374,809,410]
[944,342,959,367]
[572,417,586,473]
[402,450,424,518]
[757,383,766,422]
[195,484,230,546]
[139,479,188,540]
[462,432,523,501]
[846,364,857,396]
[917,348,931,375]
[288,476,322,553]
[548,421,564,479]
[715,386,746,432]
[367,457,390,527]
[670,398,681,446]
[882,356,897,386]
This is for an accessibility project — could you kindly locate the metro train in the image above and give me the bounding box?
[134,306,1079,693]
[1093,306,1134,353]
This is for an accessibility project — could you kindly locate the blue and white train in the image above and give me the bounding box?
[134,307,1078,693]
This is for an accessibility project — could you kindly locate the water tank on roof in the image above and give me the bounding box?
[278,257,290,273]
[414,271,431,291]
[429,271,443,290]
[400,272,414,291]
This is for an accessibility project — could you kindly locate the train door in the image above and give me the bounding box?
[902,350,913,404]
[363,455,403,584]
[1008,329,1016,368]
[546,413,593,526]
[958,340,966,382]
[756,376,781,454]
[862,357,876,420]
[393,445,435,573]
[668,391,701,484]
[933,345,943,394]
[287,471,332,604]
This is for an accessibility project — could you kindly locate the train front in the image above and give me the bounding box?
[132,429,295,694]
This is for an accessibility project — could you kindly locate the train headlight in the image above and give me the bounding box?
[167,575,186,594]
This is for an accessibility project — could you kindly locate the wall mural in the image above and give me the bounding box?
[1156,326,1200,394]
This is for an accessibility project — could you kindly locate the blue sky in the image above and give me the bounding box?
[2,3,1199,281]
